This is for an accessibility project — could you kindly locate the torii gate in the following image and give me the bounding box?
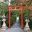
[8,0,32,29]
[8,5,26,29]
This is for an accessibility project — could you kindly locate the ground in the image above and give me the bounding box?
[0,22,24,32]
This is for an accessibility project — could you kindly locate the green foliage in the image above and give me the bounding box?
[11,10,19,24]
[12,10,19,16]
[11,0,16,5]
[24,9,30,19]
[0,2,8,15]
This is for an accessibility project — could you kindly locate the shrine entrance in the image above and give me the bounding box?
[8,5,25,29]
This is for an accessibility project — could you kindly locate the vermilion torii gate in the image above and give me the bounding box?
[8,5,26,29]
[7,0,32,29]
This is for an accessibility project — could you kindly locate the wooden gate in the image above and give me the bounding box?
[8,5,26,29]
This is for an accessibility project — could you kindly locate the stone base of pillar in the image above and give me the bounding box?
[1,26,7,30]
[24,26,30,32]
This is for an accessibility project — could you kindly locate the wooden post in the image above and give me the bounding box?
[20,12,24,29]
[8,6,12,28]
[20,6,25,29]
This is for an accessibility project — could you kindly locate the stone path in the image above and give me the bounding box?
[0,22,31,32]
[5,22,24,32]
[0,21,24,32]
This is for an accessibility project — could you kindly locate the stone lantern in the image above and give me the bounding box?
[1,14,7,31]
[24,19,30,32]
